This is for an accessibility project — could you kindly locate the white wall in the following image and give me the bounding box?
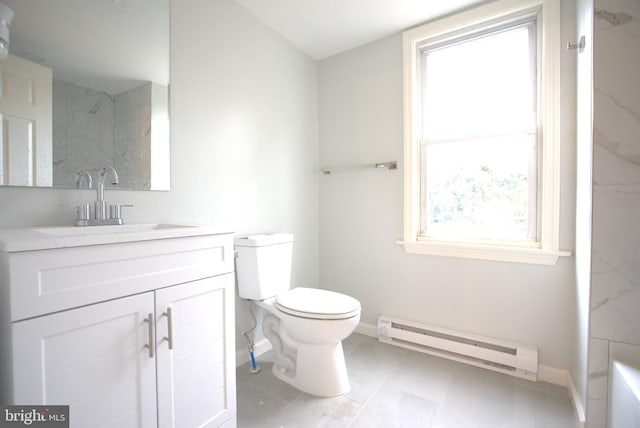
[171,0,320,350]
[318,3,578,371]
[0,0,320,353]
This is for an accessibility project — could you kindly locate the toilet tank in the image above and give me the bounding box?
[234,233,293,300]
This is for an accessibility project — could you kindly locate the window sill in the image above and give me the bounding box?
[397,239,572,265]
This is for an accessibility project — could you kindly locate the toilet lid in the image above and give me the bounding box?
[275,287,361,320]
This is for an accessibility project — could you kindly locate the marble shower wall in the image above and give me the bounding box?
[588,0,640,426]
[52,81,154,189]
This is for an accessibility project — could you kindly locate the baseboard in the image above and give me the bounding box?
[538,364,568,386]
[567,374,587,428]
[355,321,377,337]
[235,338,272,368]
[357,321,586,427]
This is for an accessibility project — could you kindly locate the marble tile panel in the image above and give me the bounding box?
[591,268,640,344]
[594,1,640,32]
[591,189,640,266]
[587,338,609,428]
[590,188,640,345]
[594,21,640,108]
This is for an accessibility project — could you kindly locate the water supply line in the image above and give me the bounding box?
[235,246,260,374]
[241,300,261,374]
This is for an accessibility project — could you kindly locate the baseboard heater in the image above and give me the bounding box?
[378,316,538,381]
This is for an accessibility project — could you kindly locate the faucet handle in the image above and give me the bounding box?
[74,204,91,227]
[109,204,134,221]
[76,204,91,220]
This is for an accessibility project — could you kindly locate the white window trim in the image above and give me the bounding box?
[400,0,570,265]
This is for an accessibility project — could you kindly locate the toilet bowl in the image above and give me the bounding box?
[234,234,361,397]
[259,287,361,396]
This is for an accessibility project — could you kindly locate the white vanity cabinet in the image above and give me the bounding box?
[0,228,237,428]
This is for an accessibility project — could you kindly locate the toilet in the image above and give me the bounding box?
[234,233,361,397]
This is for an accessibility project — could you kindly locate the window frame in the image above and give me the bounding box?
[419,16,539,243]
[401,0,569,265]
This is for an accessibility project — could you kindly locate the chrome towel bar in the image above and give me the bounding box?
[321,161,397,175]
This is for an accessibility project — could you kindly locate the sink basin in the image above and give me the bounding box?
[31,223,194,236]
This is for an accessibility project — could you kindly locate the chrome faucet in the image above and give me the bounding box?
[74,169,93,188]
[95,166,119,221]
[76,166,130,227]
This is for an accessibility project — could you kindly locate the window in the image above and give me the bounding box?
[401,0,568,264]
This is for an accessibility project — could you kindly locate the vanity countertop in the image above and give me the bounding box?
[0,224,232,252]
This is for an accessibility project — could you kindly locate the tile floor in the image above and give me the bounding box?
[236,333,578,428]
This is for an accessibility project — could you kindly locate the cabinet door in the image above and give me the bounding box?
[155,274,236,428]
[12,293,158,428]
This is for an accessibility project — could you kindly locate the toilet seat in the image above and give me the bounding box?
[275,287,361,320]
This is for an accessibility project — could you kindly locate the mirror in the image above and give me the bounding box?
[0,0,170,190]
